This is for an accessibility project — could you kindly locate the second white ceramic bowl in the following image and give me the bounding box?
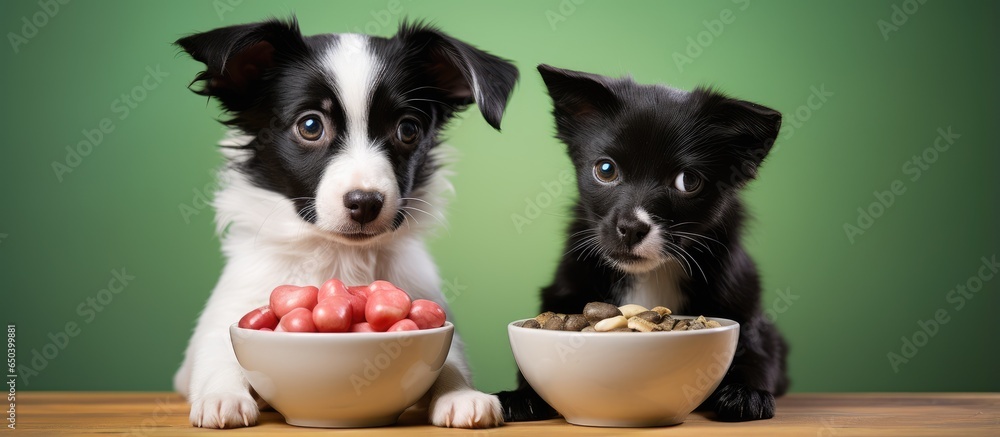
[508,316,739,427]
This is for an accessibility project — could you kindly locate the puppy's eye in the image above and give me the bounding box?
[673,171,703,194]
[593,159,619,183]
[295,113,327,144]
[396,118,421,146]
[298,117,322,140]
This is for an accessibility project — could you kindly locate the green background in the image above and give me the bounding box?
[2,0,997,395]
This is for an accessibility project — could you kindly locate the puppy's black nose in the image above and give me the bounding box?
[343,190,384,225]
[616,216,650,248]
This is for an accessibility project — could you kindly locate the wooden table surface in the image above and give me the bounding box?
[11,392,999,436]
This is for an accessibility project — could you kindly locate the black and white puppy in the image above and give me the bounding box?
[171,18,517,428]
[497,65,788,422]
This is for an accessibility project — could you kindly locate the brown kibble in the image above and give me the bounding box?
[525,303,719,335]
[618,304,649,318]
[564,314,589,331]
[689,316,709,330]
[583,302,621,323]
[535,311,556,325]
[627,316,661,332]
[542,316,566,330]
[635,311,662,324]
[651,306,672,316]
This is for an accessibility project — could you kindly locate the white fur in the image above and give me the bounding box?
[616,207,688,312]
[315,35,400,240]
[174,34,501,428]
[322,34,380,137]
[621,260,688,313]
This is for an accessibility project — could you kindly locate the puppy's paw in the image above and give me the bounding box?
[430,390,503,428]
[496,388,559,422]
[189,392,259,428]
[712,383,775,422]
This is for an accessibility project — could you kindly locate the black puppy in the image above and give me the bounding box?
[497,65,788,422]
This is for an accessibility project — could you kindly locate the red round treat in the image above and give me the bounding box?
[408,299,446,329]
[320,279,368,322]
[317,278,349,302]
[365,288,412,332]
[388,319,419,332]
[269,285,319,318]
[238,305,278,330]
[277,307,316,332]
[312,296,353,332]
[348,285,373,299]
[367,280,399,295]
[349,322,376,332]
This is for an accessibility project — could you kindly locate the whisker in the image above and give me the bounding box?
[671,233,714,254]
[403,105,430,118]
[568,228,598,239]
[671,231,731,258]
[662,242,694,278]
[672,230,726,247]
[401,205,447,229]
[573,236,602,261]
[402,85,451,96]
[398,208,417,229]
[667,221,699,229]
[254,197,316,248]
[565,236,598,258]
[582,236,606,262]
[667,241,707,283]
[399,197,436,207]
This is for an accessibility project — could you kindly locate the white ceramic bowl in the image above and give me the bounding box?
[508,316,739,427]
[230,322,453,427]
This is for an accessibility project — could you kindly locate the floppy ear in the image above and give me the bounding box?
[397,23,519,130]
[537,64,620,125]
[174,18,306,112]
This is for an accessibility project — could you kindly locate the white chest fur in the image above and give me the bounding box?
[619,260,688,313]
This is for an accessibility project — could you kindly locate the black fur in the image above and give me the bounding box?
[174,17,518,224]
[497,65,788,423]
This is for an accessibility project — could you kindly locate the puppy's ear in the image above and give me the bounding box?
[537,64,620,124]
[397,23,519,130]
[175,18,306,112]
[706,92,782,177]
